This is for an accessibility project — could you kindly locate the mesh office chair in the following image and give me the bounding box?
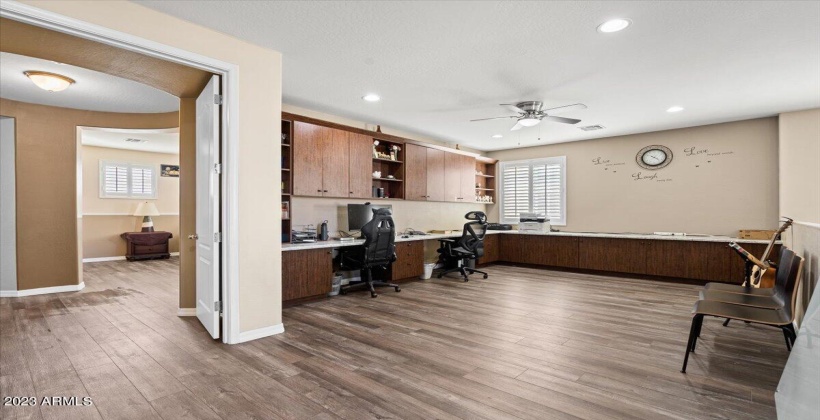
[436,211,489,281]
[340,208,401,298]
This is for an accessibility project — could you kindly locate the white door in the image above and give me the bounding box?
[195,75,221,339]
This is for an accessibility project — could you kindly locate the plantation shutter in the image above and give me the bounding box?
[501,163,531,222]
[102,163,129,196]
[500,157,566,225]
[131,166,154,197]
[99,161,158,199]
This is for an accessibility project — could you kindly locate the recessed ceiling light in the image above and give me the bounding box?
[24,71,75,92]
[362,94,381,102]
[491,134,503,139]
[666,106,685,113]
[597,18,632,33]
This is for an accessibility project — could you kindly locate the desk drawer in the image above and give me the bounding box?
[391,242,424,280]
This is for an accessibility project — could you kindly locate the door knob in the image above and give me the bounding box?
[188,234,199,240]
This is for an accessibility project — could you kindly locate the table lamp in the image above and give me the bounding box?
[134,201,160,232]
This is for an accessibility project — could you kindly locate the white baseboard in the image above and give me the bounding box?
[83,252,179,263]
[0,282,85,298]
[236,323,285,343]
[177,307,197,317]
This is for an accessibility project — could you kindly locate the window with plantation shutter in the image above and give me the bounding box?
[100,161,158,199]
[499,156,566,225]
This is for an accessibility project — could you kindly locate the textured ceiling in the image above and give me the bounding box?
[0,52,179,113]
[136,1,820,151]
[81,127,179,154]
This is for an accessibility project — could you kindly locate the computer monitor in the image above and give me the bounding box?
[347,203,392,231]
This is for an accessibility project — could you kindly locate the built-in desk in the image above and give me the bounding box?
[281,231,776,304]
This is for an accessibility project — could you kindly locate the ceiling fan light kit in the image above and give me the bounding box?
[471,101,587,132]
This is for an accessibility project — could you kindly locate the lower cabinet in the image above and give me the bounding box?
[390,241,425,280]
[282,248,333,301]
[479,234,500,264]
[578,238,647,274]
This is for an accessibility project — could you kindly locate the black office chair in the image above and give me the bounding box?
[436,211,489,281]
[340,208,401,298]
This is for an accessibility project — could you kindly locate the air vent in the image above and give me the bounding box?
[579,125,605,131]
[125,138,147,143]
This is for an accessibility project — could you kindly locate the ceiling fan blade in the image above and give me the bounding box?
[499,103,526,113]
[510,121,524,131]
[470,116,518,122]
[543,103,587,115]
[544,115,582,125]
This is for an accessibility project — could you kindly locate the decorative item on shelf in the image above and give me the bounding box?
[476,170,484,176]
[475,195,493,204]
[281,133,288,144]
[376,125,382,133]
[372,140,380,158]
[475,182,481,188]
[319,220,329,241]
[390,145,401,161]
[372,170,382,178]
[134,201,160,232]
[161,164,180,177]
[386,175,395,179]
[281,202,290,219]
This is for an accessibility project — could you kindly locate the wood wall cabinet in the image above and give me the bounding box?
[404,144,428,201]
[390,241,425,280]
[348,133,373,198]
[282,248,333,301]
[443,152,476,202]
[405,144,448,202]
[293,121,376,198]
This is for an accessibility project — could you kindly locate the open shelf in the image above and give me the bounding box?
[372,177,403,182]
[281,119,294,243]
[475,174,495,178]
[475,188,494,191]
[474,158,497,204]
[373,157,403,164]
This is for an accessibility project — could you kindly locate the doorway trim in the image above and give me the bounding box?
[1,1,241,344]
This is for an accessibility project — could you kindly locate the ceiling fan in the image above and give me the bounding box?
[471,101,587,131]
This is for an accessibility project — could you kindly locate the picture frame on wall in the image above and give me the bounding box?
[161,164,180,177]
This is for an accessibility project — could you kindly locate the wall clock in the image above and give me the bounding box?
[636,145,673,170]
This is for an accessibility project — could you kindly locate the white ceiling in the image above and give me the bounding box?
[0,52,179,113]
[81,127,179,154]
[136,1,820,151]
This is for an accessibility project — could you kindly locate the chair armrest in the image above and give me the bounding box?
[438,238,456,243]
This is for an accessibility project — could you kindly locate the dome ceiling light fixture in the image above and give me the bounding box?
[24,70,75,92]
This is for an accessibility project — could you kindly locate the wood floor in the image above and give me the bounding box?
[0,259,788,420]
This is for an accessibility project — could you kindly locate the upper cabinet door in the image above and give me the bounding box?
[321,127,350,197]
[426,148,445,202]
[348,133,373,198]
[443,152,463,202]
[404,144,427,201]
[461,155,476,203]
[293,122,325,196]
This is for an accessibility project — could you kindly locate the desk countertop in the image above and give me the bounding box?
[282,230,774,251]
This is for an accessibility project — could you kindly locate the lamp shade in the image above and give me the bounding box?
[134,201,160,217]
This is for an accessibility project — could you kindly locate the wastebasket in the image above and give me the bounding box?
[421,263,435,280]
[329,274,343,296]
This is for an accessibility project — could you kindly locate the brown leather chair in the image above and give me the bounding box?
[681,248,804,373]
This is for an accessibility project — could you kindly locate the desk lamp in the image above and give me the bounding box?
[134,201,160,232]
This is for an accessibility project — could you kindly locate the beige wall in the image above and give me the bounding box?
[486,117,780,237]
[779,109,820,224]
[21,0,284,333]
[178,98,197,309]
[778,108,820,326]
[81,145,180,259]
[0,98,178,290]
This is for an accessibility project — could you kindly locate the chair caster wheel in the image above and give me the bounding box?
[370,293,378,298]
[483,274,488,279]
[395,287,401,292]
[437,274,443,279]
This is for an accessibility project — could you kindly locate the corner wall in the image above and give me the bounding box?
[0,117,16,292]
[0,98,178,290]
[486,117,780,236]
[779,108,820,326]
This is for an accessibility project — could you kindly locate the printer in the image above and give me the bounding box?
[518,213,549,233]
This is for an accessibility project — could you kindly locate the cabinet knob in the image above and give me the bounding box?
[317,189,322,192]
[324,190,328,192]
